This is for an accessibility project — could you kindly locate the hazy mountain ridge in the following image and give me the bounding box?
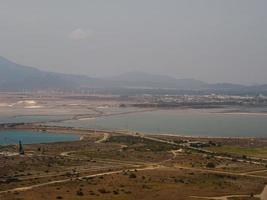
[0,56,97,91]
[107,71,207,89]
[0,56,266,94]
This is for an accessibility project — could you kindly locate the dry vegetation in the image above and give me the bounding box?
[1,131,267,200]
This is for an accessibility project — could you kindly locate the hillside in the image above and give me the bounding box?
[0,56,266,94]
[0,57,94,91]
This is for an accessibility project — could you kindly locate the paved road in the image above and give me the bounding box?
[131,132,267,166]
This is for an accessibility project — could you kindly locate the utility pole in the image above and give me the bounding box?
[19,140,24,155]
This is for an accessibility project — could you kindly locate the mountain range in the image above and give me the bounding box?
[0,56,266,94]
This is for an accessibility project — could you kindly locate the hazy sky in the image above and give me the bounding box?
[0,0,266,84]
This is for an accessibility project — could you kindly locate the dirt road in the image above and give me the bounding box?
[191,185,267,200]
[0,165,159,194]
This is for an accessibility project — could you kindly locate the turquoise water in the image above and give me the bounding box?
[0,130,79,145]
[47,110,267,137]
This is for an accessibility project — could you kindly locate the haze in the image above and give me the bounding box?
[0,0,266,84]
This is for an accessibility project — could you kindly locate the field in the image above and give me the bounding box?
[1,168,265,200]
[1,129,267,200]
[206,145,267,159]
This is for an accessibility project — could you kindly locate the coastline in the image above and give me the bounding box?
[1,123,266,140]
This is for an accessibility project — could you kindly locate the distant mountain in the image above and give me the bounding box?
[205,83,246,91]
[106,71,207,90]
[0,56,97,91]
[0,56,266,94]
[204,83,267,95]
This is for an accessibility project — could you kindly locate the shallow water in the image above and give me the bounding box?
[0,115,71,124]
[0,130,79,145]
[48,109,267,137]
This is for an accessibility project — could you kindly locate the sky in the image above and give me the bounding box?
[0,0,266,84]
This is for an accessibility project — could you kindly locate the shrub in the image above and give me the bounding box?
[129,173,137,178]
[98,188,108,194]
[113,190,119,195]
[206,162,216,168]
[76,188,84,196]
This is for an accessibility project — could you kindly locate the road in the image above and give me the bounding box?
[1,130,267,198]
[0,165,159,194]
[129,132,267,166]
[95,132,109,143]
[1,145,267,195]
[191,185,267,200]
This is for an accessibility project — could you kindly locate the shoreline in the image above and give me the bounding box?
[214,111,267,116]
[1,124,266,140]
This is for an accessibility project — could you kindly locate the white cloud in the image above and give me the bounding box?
[68,28,93,40]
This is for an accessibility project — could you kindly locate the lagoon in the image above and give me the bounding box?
[0,130,79,145]
[48,109,267,137]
